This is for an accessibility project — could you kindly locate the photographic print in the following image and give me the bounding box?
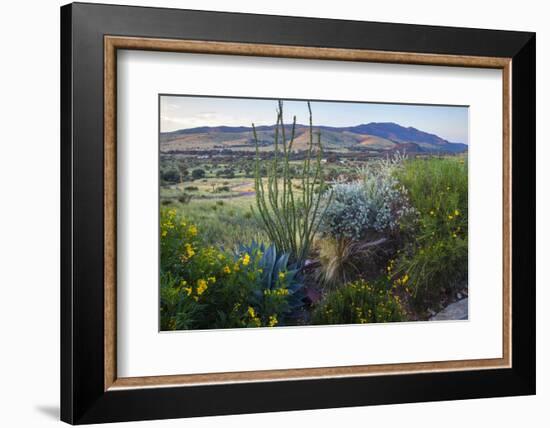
[159,96,469,331]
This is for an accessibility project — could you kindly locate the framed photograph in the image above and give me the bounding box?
[60,2,535,424]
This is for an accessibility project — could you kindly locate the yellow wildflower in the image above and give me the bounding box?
[454,209,460,216]
[223,265,231,274]
[242,253,250,266]
[448,215,453,220]
[247,306,262,327]
[188,224,198,236]
[184,243,195,258]
[278,271,286,281]
[183,287,192,296]
[268,314,278,327]
[208,276,216,284]
[196,279,208,295]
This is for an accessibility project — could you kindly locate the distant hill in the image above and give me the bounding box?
[160,122,468,154]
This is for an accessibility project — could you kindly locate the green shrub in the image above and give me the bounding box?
[394,157,468,306]
[177,193,193,204]
[160,271,203,330]
[312,278,405,325]
[191,168,206,180]
[161,166,181,184]
[159,209,297,330]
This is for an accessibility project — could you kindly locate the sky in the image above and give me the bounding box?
[160,95,469,144]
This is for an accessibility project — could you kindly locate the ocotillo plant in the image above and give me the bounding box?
[252,101,330,267]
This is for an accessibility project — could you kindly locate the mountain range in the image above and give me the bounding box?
[160,122,468,154]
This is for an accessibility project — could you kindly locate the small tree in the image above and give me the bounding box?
[191,168,206,180]
[253,101,331,267]
[161,166,181,184]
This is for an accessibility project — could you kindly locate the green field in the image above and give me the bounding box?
[160,158,357,249]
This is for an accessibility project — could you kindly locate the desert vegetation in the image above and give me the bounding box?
[160,100,468,330]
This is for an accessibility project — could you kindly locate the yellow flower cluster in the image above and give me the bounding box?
[180,243,195,261]
[447,209,460,221]
[349,281,373,292]
[386,259,395,280]
[178,280,192,296]
[178,275,218,302]
[188,224,198,237]
[354,304,373,324]
[160,209,177,237]
[196,279,208,295]
[268,314,278,327]
[393,273,412,295]
[263,288,289,296]
[247,306,261,327]
[394,274,409,286]
[247,306,256,317]
[232,252,250,269]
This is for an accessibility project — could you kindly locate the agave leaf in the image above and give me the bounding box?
[286,282,302,293]
[263,245,277,289]
[274,253,290,278]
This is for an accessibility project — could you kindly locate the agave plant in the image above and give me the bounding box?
[236,241,305,312]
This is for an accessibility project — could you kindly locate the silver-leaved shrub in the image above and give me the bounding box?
[320,156,415,240]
